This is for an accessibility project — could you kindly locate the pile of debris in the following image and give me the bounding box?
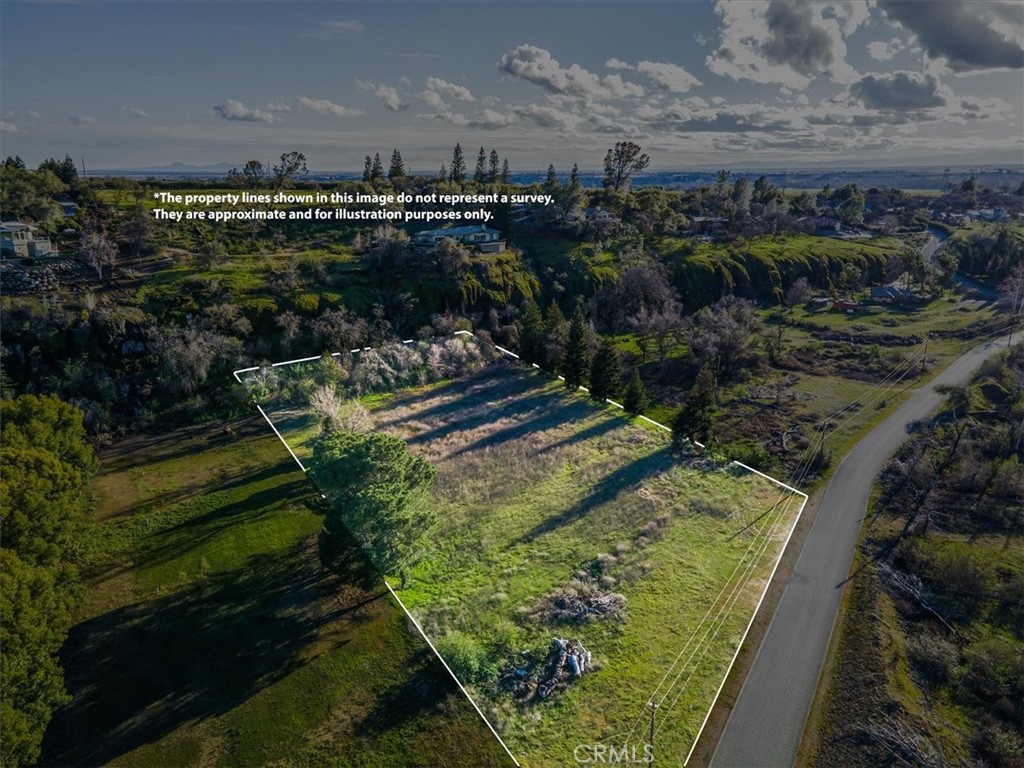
[499,637,593,703]
[528,580,626,624]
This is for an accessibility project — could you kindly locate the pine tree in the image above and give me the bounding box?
[518,298,545,364]
[450,142,466,183]
[437,163,447,182]
[623,368,649,416]
[488,149,500,183]
[542,299,567,373]
[370,152,384,181]
[588,340,621,402]
[362,155,373,182]
[500,157,510,184]
[388,149,405,179]
[545,164,559,194]
[674,364,716,448]
[473,146,487,184]
[563,300,589,390]
[569,162,580,189]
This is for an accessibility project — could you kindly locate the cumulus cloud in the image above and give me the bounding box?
[866,37,907,61]
[424,77,474,102]
[356,80,409,112]
[265,101,292,113]
[878,0,1024,72]
[213,100,273,122]
[707,1,860,87]
[297,96,364,117]
[512,103,579,131]
[850,71,947,110]
[605,58,633,70]
[636,61,702,92]
[1,119,20,133]
[68,114,95,126]
[497,44,644,100]
[122,105,150,118]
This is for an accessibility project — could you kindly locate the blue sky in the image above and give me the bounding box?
[2,1,1022,171]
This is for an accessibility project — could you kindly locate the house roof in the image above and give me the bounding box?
[416,224,501,238]
[0,222,33,232]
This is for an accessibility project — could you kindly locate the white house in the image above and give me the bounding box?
[1,222,57,259]
[413,224,505,253]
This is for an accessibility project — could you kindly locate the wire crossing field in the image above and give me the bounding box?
[242,344,805,766]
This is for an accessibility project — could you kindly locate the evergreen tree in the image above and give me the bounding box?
[544,164,559,195]
[388,149,405,179]
[563,300,590,390]
[488,149,500,183]
[673,364,717,449]
[362,155,373,182]
[500,157,510,184]
[370,152,384,181]
[437,163,447,182]
[569,162,580,189]
[588,340,621,402]
[518,298,545,364]
[450,143,466,183]
[623,368,649,416]
[473,146,487,184]
[542,299,567,373]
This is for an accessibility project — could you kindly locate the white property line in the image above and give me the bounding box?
[382,580,522,767]
[234,331,809,766]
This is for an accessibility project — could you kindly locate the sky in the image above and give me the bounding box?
[2,0,1023,172]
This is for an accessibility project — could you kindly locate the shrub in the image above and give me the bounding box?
[905,631,959,684]
[435,631,489,685]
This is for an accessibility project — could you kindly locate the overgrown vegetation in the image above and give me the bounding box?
[814,349,1024,768]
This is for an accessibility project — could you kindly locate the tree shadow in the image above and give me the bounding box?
[39,539,382,767]
[513,449,676,544]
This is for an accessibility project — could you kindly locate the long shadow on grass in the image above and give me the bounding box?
[39,541,384,767]
[514,449,676,544]
[136,475,313,571]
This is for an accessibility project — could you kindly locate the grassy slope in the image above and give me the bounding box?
[40,418,510,768]
[267,363,801,767]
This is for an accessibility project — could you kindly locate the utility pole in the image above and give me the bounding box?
[648,701,658,766]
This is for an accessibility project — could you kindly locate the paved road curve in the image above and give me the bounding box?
[712,333,1017,768]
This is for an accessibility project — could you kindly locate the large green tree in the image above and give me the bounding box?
[673,364,717,448]
[588,340,622,402]
[310,432,436,583]
[563,300,590,390]
[602,141,650,192]
[623,368,649,416]
[1,395,94,767]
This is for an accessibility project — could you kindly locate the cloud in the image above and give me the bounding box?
[605,58,633,70]
[122,104,150,118]
[356,80,409,112]
[512,103,579,131]
[0,119,20,133]
[386,51,441,59]
[866,37,906,61]
[312,19,365,36]
[497,44,644,100]
[850,71,947,110]
[424,76,474,102]
[68,114,95,126]
[878,0,1024,72]
[297,96,364,117]
[265,101,292,113]
[636,60,702,92]
[213,100,274,122]
[26,110,42,120]
[707,1,860,87]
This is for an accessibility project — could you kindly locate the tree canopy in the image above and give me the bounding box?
[310,431,436,579]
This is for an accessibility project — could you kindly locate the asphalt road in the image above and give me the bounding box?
[711,332,1017,768]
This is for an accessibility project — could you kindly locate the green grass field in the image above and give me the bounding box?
[41,418,511,768]
[248,351,805,767]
